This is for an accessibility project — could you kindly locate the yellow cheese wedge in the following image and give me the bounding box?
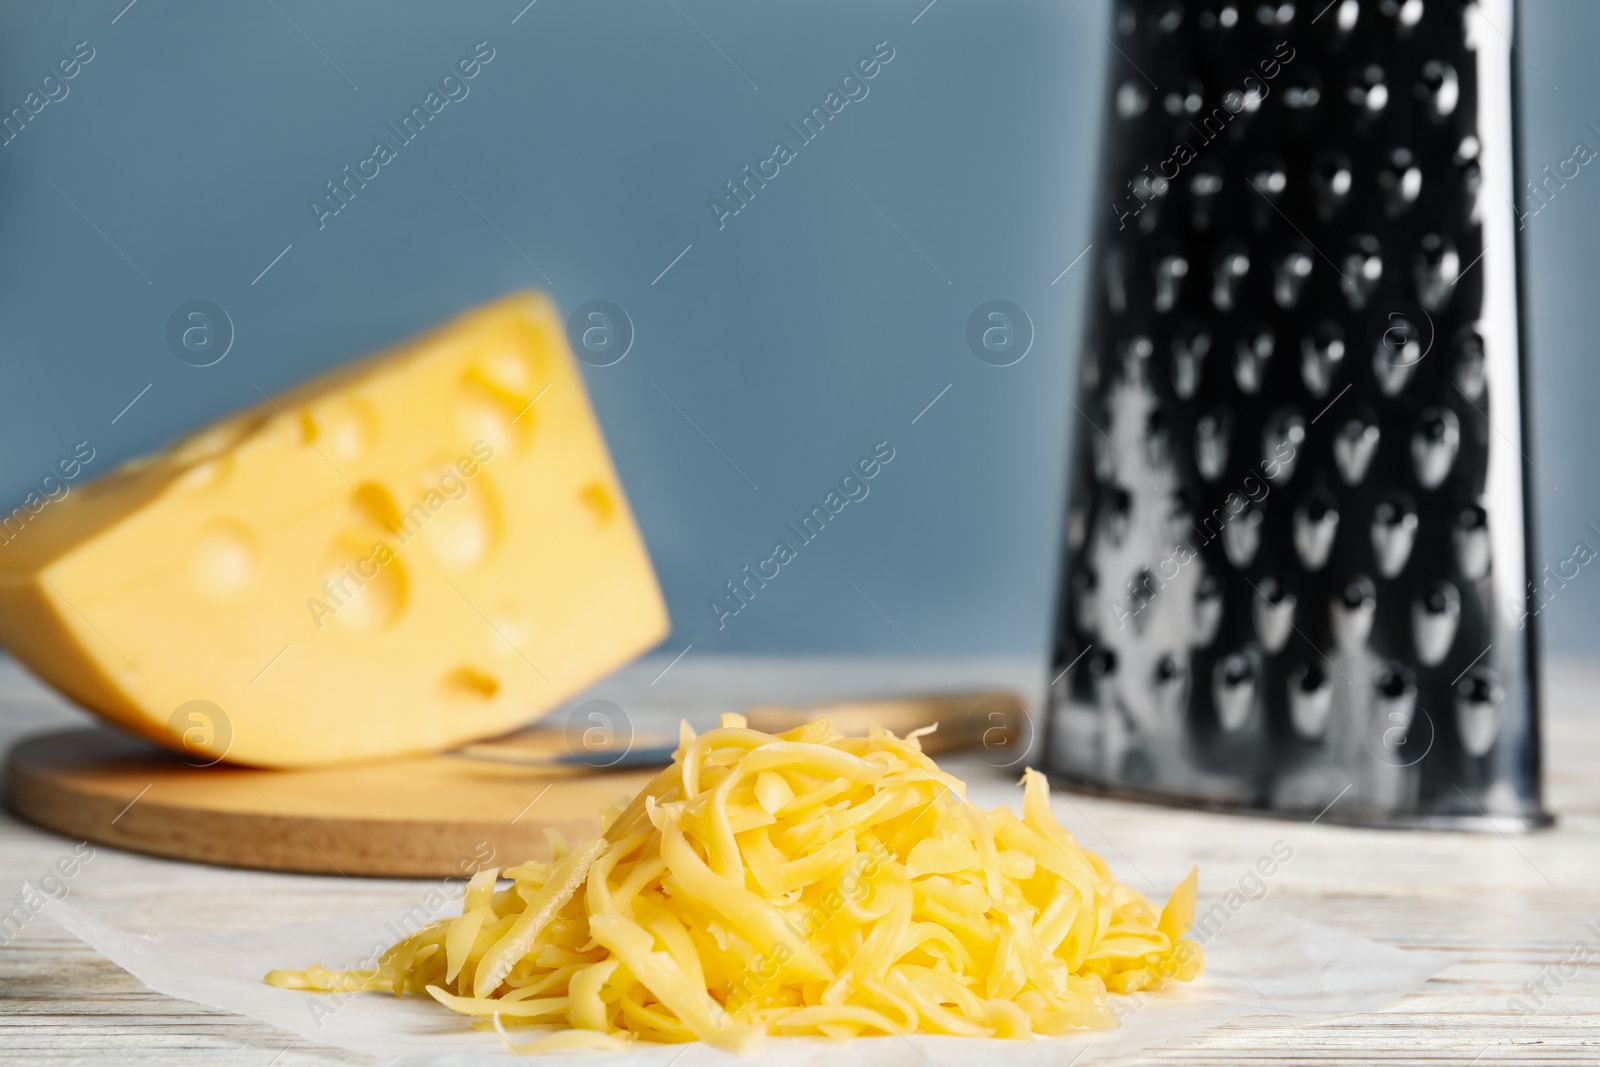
[0,293,668,767]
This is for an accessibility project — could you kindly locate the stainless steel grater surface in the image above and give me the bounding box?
[1047,0,1549,829]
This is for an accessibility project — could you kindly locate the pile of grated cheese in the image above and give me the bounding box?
[266,715,1202,1052]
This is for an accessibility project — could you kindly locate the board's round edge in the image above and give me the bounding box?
[5,729,604,877]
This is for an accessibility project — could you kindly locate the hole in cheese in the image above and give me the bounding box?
[351,482,402,532]
[476,336,547,395]
[172,416,263,465]
[324,533,407,631]
[315,399,379,462]
[453,337,549,456]
[577,482,615,527]
[440,665,500,701]
[486,604,533,655]
[175,456,232,493]
[455,372,534,456]
[414,463,500,571]
[189,520,259,599]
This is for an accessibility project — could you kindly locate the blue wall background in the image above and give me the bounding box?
[0,1,1594,660]
[1516,4,1600,656]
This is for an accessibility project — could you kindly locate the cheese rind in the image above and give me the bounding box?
[0,293,669,767]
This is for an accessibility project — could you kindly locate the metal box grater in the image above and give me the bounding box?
[1046,0,1550,829]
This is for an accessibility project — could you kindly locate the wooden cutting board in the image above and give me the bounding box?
[6,727,653,878]
[5,692,1024,877]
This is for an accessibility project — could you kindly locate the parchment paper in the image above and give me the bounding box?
[44,896,1447,1066]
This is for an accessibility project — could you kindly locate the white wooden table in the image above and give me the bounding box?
[3,656,1598,1065]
